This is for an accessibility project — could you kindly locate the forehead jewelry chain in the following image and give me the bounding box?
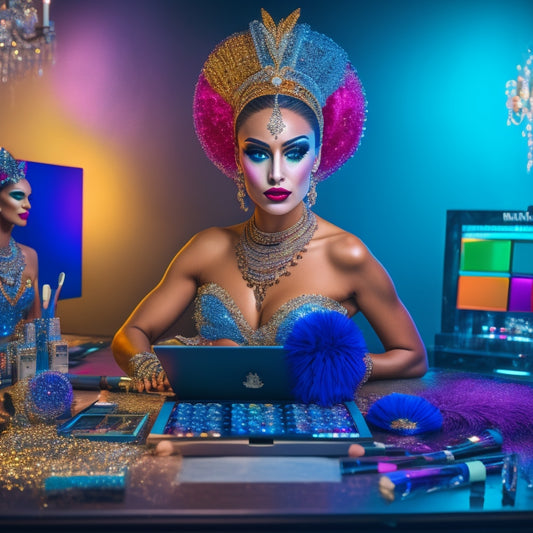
[236,206,317,310]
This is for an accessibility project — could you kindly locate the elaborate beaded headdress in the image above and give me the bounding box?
[0,147,27,189]
[193,8,366,183]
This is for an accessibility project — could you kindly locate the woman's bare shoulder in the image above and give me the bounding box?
[174,224,242,264]
[316,217,371,269]
[188,224,240,248]
[18,243,38,264]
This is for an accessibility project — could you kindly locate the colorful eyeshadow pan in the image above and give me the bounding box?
[508,277,533,312]
[460,239,512,273]
[457,276,510,311]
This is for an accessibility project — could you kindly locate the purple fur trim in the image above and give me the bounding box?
[420,375,533,441]
[419,375,533,477]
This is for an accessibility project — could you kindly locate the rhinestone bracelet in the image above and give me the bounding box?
[128,351,165,383]
[359,353,373,387]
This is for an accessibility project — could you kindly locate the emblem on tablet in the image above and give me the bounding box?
[243,372,264,389]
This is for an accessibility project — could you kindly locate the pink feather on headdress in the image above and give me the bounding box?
[316,66,366,181]
[193,74,238,181]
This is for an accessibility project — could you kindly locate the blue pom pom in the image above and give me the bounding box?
[284,311,367,406]
[366,393,443,435]
[25,371,73,421]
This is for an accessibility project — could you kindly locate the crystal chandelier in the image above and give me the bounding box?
[0,0,54,84]
[505,47,533,172]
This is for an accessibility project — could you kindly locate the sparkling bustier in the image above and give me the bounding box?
[0,284,34,338]
[186,282,348,346]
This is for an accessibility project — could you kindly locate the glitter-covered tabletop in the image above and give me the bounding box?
[1,353,533,532]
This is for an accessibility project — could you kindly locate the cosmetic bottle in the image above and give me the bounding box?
[15,321,36,382]
[47,317,68,373]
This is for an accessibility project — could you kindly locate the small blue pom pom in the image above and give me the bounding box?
[366,393,443,435]
[284,311,367,406]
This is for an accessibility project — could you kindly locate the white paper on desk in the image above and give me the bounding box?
[178,457,342,483]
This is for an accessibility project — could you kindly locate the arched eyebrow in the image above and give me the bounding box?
[243,138,269,148]
[243,135,310,148]
[282,135,310,148]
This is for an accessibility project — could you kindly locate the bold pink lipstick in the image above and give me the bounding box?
[264,188,291,202]
[19,212,29,221]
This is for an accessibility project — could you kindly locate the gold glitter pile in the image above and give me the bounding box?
[0,424,143,493]
[0,387,166,494]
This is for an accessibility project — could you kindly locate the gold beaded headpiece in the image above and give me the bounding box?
[193,9,366,182]
[0,147,27,189]
[202,8,343,137]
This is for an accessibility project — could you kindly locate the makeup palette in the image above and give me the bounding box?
[434,209,533,378]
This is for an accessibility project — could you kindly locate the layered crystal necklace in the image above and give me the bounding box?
[0,237,26,306]
[236,206,318,310]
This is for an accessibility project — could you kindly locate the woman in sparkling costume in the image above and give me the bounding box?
[0,147,40,341]
[112,9,427,392]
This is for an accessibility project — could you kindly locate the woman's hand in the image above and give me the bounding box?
[134,371,172,393]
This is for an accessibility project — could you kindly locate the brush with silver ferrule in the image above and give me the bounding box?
[342,429,503,473]
[378,452,509,502]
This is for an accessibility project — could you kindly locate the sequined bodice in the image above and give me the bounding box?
[0,237,34,338]
[0,284,34,338]
[190,282,348,346]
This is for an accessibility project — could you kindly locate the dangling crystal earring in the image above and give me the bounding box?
[236,172,248,212]
[307,175,318,207]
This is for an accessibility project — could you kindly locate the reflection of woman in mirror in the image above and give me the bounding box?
[0,147,40,341]
[112,9,427,392]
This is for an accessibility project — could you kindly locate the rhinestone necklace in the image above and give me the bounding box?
[0,237,26,306]
[236,206,318,310]
[0,238,25,286]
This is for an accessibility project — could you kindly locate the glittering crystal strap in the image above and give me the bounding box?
[128,352,165,383]
[359,353,373,387]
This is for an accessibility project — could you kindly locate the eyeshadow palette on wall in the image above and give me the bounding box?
[434,209,533,380]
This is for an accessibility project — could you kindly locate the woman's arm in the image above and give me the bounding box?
[111,228,228,389]
[112,245,199,375]
[337,234,428,379]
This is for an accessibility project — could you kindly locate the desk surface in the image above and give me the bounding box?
[1,347,533,532]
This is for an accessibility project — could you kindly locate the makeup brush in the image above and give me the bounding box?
[52,272,65,315]
[42,284,52,314]
[378,453,511,502]
[342,429,503,473]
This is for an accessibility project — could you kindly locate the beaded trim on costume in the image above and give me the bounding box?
[189,282,348,346]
